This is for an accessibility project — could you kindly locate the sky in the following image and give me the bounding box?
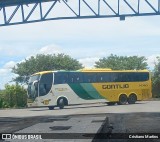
[0,0,160,89]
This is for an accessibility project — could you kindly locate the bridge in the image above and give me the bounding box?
[0,0,160,26]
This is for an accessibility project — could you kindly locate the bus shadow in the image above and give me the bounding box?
[30,109,49,111]
[29,101,147,111]
[64,104,108,110]
[63,101,147,110]
[29,103,109,111]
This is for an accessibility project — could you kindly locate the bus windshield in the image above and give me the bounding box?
[27,75,40,100]
[28,75,40,83]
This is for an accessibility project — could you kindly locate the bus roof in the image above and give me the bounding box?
[31,69,149,76]
[80,69,149,72]
[80,68,112,72]
[32,71,54,76]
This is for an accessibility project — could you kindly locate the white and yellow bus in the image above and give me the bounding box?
[27,69,152,109]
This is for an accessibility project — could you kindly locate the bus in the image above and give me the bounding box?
[27,69,152,109]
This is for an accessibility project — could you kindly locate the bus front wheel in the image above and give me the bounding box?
[118,94,127,105]
[128,94,137,104]
[58,98,64,109]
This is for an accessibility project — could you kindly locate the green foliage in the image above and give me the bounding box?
[12,54,83,83]
[0,84,27,108]
[0,90,4,108]
[152,57,160,98]
[95,54,148,70]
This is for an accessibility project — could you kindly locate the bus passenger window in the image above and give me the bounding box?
[68,73,83,83]
[83,73,96,83]
[54,72,68,84]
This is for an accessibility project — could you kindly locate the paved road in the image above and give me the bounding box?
[0,101,160,142]
[0,101,160,117]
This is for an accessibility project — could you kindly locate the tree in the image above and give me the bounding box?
[95,54,148,70]
[152,57,160,98]
[12,54,83,83]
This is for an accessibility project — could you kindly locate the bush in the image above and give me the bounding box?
[0,90,5,108]
[0,84,27,108]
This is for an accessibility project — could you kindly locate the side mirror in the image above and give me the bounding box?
[33,80,39,90]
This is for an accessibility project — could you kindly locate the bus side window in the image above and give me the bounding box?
[83,73,96,83]
[97,73,104,82]
[72,74,76,83]
[90,73,96,83]
[62,73,68,83]
[68,73,82,83]
[105,73,111,82]
[124,73,130,82]
[144,73,149,81]
[111,73,118,82]
[54,72,68,84]
[71,77,74,83]
[133,73,140,82]
[139,73,149,81]
[76,73,83,83]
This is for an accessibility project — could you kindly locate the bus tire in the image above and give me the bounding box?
[63,98,68,106]
[107,102,116,106]
[58,98,64,109]
[48,106,54,110]
[128,94,137,104]
[118,94,127,105]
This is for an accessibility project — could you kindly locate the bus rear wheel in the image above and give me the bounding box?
[128,94,137,104]
[118,94,127,105]
[57,98,64,109]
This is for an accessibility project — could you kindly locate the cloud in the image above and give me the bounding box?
[0,72,17,89]
[78,57,99,68]
[19,44,63,62]
[147,54,160,69]
[3,61,17,69]
[38,44,62,55]
[0,69,13,89]
[0,61,18,89]
[0,69,10,75]
[0,61,16,75]
[0,45,39,58]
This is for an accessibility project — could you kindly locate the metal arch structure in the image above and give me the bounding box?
[0,0,160,26]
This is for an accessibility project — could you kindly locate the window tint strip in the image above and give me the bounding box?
[54,72,149,84]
